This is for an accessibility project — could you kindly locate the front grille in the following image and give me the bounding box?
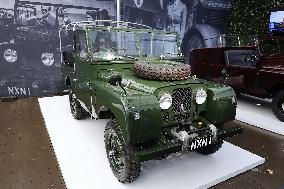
[172,113,191,123]
[172,88,192,113]
[162,112,169,123]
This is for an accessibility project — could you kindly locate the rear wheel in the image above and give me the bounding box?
[272,90,284,122]
[69,93,89,120]
[196,140,224,155]
[104,120,141,183]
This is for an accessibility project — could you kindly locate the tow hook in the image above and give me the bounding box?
[170,124,218,151]
[170,128,197,151]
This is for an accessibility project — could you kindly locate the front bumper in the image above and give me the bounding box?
[133,125,243,162]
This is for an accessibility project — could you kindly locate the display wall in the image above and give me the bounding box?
[1,0,278,98]
[0,0,116,98]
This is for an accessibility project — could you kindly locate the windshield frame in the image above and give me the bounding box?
[86,27,182,61]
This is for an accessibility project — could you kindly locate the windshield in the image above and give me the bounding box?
[90,30,139,60]
[140,33,179,58]
[89,30,179,60]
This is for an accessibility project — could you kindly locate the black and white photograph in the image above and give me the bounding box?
[0,0,116,97]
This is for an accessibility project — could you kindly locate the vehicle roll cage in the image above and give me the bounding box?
[14,0,100,26]
[60,20,152,30]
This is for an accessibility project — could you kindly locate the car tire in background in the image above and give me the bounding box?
[183,32,205,63]
[272,90,284,122]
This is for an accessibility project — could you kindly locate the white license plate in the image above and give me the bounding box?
[190,136,212,151]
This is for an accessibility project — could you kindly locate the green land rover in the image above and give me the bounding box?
[60,21,243,183]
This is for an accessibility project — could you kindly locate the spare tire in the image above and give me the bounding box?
[133,60,191,81]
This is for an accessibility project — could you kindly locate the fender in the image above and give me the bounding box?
[204,85,236,125]
[182,24,221,52]
[94,83,162,144]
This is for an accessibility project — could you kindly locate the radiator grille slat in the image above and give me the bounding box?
[172,88,192,113]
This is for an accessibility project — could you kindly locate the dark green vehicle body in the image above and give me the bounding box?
[60,22,242,181]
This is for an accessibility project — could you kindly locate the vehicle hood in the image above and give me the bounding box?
[98,68,205,94]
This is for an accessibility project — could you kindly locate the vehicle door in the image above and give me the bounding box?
[222,48,259,94]
[256,37,284,96]
[190,48,226,82]
[73,30,91,111]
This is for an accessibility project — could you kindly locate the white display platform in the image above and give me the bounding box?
[236,95,284,136]
[39,96,264,189]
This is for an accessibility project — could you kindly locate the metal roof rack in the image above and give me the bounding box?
[60,20,152,30]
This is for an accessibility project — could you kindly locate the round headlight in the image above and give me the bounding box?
[41,53,54,66]
[195,88,207,105]
[104,52,116,60]
[4,49,18,63]
[159,93,172,110]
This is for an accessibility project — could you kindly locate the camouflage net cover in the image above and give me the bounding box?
[133,60,191,81]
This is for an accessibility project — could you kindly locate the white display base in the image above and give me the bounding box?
[39,96,264,189]
[236,95,284,136]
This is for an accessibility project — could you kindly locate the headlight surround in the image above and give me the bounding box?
[4,49,18,63]
[195,88,207,105]
[159,93,172,110]
[41,53,54,66]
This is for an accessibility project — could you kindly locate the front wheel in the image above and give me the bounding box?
[104,120,141,183]
[196,140,224,155]
[272,90,284,122]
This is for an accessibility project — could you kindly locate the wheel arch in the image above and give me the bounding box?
[100,100,131,144]
[97,93,162,145]
[271,83,284,96]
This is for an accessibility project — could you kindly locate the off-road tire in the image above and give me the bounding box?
[196,140,224,155]
[133,60,191,81]
[69,93,89,120]
[272,90,284,122]
[104,120,141,183]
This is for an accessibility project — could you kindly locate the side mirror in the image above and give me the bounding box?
[109,75,122,86]
[63,51,75,67]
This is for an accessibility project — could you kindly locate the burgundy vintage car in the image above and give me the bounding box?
[190,35,284,121]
